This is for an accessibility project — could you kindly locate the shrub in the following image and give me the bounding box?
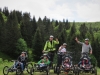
[89,54,97,67]
[16,38,28,55]
[4,59,8,62]
[28,48,33,61]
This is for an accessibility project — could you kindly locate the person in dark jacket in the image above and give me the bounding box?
[15,52,27,71]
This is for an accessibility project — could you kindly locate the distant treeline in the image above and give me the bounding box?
[0,7,100,67]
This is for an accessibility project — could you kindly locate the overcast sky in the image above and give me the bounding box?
[0,0,100,22]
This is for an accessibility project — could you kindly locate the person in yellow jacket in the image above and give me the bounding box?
[43,35,59,64]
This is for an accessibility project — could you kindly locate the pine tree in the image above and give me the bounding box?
[42,17,54,43]
[31,16,37,36]
[58,22,64,33]
[0,13,5,51]
[67,22,81,64]
[58,29,67,45]
[3,7,9,17]
[69,21,76,36]
[43,16,50,37]
[89,24,93,34]
[79,23,88,39]
[55,20,58,27]
[48,22,54,36]
[32,28,43,61]
[2,11,21,56]
[15,11,22,24]
[0,12,4,35]
[47,19,54,36]
[37,17,45,42]
[65,19,70,30]
[20,12,33,47]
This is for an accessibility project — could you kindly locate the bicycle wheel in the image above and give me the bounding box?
[54,66,57,73]
[3,66,9,75]
[57,67,60,75]
[26,63,33,74]
[16,69,22,75]
[46,66,50,75]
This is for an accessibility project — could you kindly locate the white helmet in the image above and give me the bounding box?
[63,43,67,46]
[85,38,89,41]
[50,35,54,38]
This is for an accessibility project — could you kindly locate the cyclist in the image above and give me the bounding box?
[15,52,27,71]
[42,35,59,66]
[57,43,67,67]
[38,54,50,67]
[63,57,71,68]
[75,37,92,54]
[75,37,92,67]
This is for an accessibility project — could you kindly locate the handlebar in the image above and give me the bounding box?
[81,52,89,55]
[57,52,66,55]
[57,51,73,55]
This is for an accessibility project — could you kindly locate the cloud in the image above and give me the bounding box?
[0,0,74,21]
[25,0,73,21]
[0,0,100,22]
[76,0,100,22]
[47,3,73,20]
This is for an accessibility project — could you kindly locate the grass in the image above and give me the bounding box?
[98,68,100,75]
[0,61,100,75]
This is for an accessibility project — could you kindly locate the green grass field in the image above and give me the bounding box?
[0,61,100,75]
